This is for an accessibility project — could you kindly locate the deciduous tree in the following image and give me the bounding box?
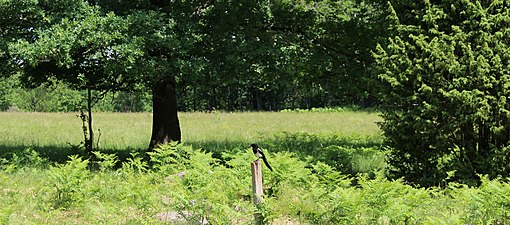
[9,2,145,153]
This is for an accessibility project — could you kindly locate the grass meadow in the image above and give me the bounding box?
[1,110,510,224]
[0,110,382,159]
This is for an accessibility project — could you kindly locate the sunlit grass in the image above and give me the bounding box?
[0,110,382,151]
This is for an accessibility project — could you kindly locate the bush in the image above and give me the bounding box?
[374,1,510,186]
[10,79,83,112]
[1,76,152,112]
[0,76,17,111]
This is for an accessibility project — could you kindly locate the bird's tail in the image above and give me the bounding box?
[262,156,273,172]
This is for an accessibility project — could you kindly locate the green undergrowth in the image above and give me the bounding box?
[187,131,387,176]
[1,144,510,224]
[267,132,386,175]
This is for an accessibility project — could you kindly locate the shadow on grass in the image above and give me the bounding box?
[0,144,146,164]
[0,131,387,175]
[188,132,387,175]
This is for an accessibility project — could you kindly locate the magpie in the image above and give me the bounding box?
[250,143,273,171]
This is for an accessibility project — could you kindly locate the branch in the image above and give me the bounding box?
[262,25,307,36]
[194,0,216,15]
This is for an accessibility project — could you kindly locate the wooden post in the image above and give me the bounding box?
[251,160,263,224]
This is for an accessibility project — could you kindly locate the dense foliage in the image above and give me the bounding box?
[170,0,388,111]
[375,0,510,186]
[1,0,389,112]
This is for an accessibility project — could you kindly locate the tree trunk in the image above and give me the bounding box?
[86,88,94,154]
[148,76,181,151]
[253,91,262,110]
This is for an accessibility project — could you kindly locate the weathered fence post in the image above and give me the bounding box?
[251,160,263,224]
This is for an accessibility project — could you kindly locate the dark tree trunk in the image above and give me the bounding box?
[253,91,262,111]
[148,76,181,151]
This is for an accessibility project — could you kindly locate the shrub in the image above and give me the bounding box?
[374,1,510,186]
[0,76,17,111]
[10,79,83,112]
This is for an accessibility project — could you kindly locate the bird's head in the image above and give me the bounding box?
[250,143,258,148]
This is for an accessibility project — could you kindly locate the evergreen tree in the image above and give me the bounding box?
[375,0,510,186]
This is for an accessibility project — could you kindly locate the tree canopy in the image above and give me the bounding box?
[10,4,144,92]
[2,0,388,111]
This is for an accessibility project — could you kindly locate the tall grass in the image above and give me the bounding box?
[0,110,381,151]
[0,110,385,174]
[0,112,151,149]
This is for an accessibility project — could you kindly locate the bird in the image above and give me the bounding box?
[250,143,273,171]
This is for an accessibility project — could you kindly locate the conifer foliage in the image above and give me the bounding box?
[375,0,510,186]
